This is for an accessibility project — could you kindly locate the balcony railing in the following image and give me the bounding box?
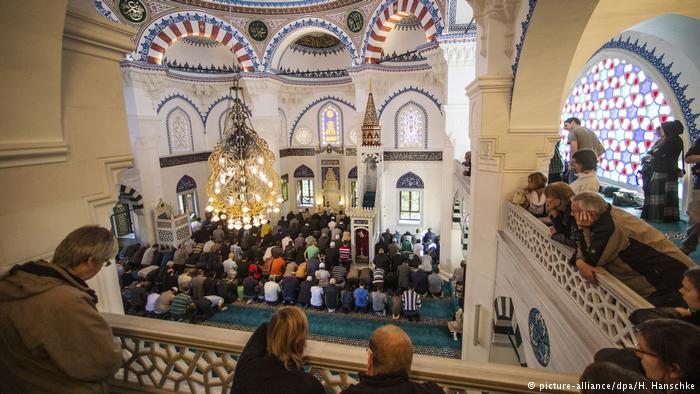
[105,313,579,394]
[503,202,652,348]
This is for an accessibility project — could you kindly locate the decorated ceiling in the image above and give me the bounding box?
[97,0,471,72]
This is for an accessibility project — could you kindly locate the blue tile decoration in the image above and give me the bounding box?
[511,0,538,82]
[199,0,334,7]
[384,151,442,161]
[377,86,442,120]
[137,12,259,70]
[396,171,425,188]
[289,96,356,145]
[263,18,359,70]
[348,166,358,179]
[447,0,476,36]
[294,164,315,178]
[592,35,700,142]
[94,0,119,22]
[176,175,197,193]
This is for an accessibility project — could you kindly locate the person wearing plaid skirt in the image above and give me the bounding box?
[641,121,685,223]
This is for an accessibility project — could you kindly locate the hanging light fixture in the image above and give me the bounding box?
[205,78,282,230]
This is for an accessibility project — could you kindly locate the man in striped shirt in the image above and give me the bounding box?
[331,264,347,287]
[339,241,351,265]
[170,291,195,321]
[401,286,422,322]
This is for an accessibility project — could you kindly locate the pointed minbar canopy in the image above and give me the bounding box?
[361,88,381,147]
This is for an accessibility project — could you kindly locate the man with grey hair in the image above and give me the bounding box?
[341,325,442,393]
[571,192,693,306]
[0,225,122,393]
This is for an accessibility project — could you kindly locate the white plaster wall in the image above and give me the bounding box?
[380,161,443,233]
[383,28,427,55]
[165,40,236,69]
[277,49,352,71]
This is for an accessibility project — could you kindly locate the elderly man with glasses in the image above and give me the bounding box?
[0,225,122,393]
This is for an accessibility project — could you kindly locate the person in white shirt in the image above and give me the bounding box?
[262,245,273,261]
[190,217,202,232]
[202,237,216,253]
[145,292,160,316]
[569,149,601,194]
[281,235,292,250]
[141,244,157,266]
[412,240,423,257]
[223,253,237,279]
[310,282,324,310]
[263,278,281,305]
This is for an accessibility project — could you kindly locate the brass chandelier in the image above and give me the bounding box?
[205,78,282,230]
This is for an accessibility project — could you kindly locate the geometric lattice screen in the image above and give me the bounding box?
[561,57,674,186]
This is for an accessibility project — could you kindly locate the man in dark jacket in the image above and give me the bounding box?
[324,278,341,312]
[281,275,299,305]
[298,276,313,307]
[340,325,442,394]
[572,192,694,306]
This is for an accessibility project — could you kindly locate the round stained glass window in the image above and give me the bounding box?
[561,57,674,186]
[349,128,358,145]
[295,127,312,145]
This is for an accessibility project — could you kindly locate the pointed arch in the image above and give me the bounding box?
[135,12,258,71]
[362,0,444,63]
[118,184,144,210]
[396,171,424,188]
[394,100,428,148]
[262,17,359,70]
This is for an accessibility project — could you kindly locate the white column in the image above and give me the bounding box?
[121,68,167,245]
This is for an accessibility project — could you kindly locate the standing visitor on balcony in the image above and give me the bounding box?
[680,134,700,254]
[641,121,685,223]
[569,150,601,194]
[564,117,605,183]
[231,306,324,394]
[0,226,122,393]
[571,193,693,306]
[548,141,564,183]
[544,182,577,247]
[341,325,442,393]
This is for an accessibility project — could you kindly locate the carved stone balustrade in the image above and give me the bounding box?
[105,313,579,394]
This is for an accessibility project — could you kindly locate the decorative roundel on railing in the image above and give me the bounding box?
[347,10,363,33]
[248,20,269,41]
[528,308,550,367]
[118,0,148,24]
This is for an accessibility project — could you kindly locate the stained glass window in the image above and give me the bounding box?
[320,104,342,145]
[167,108,194,154]
[295,127,312,145]
[561,57,674,186]
[397,103,425,148]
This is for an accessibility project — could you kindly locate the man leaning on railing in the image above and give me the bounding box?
[569,192,694,307]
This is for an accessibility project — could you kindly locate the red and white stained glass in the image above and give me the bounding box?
[560,57,674,186]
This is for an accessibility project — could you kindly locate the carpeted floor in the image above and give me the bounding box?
[202,280,463,359]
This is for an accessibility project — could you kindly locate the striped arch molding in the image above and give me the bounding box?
[363,0,443,64]
[119,185,144,210]
[137,13,258,71]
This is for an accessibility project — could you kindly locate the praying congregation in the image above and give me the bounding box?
[2,0,700,393]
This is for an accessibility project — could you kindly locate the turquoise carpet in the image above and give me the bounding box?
[203,281,462,358]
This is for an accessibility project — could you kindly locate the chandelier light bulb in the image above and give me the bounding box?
[242,206,250,213]
[273,207,280,213]
[243,224,252,230]
[212,215,220,222]
[227,224,234,230]
[220,214,227,220]
[205,205,214,212]
[257,157,264,164]
[276,197,283,203]
[260,219,268,224]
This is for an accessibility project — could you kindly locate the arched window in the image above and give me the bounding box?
[396,171,424,224]
[348,166,358,208]
[561,57,674,186]
[319,103,342,146]
[166,107,194,154]
[176,175,199,217]
[294,165,315,207]
[395,102,427,148]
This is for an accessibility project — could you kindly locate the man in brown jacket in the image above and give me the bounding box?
[0,225,122,393]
